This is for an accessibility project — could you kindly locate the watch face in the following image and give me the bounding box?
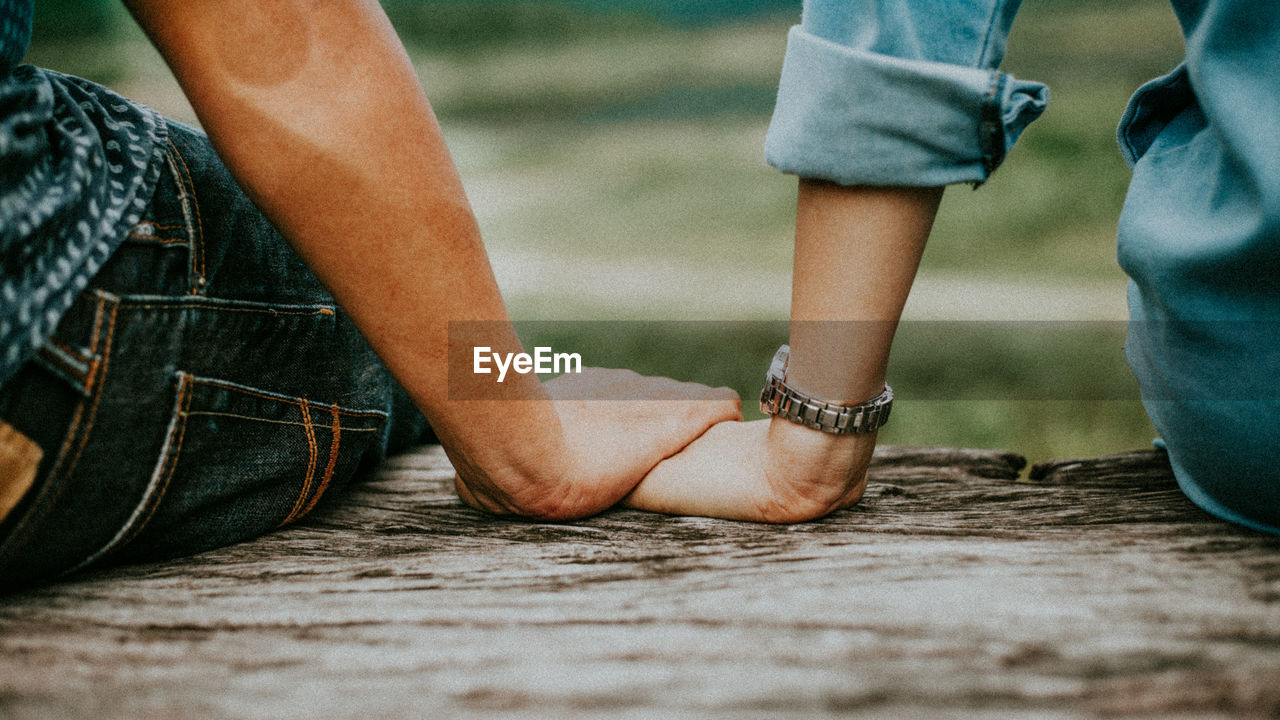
[768,344,790,379]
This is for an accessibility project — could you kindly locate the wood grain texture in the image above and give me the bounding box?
[2,445,1278,719]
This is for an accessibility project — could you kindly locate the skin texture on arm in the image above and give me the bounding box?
[625,180,943,522]
[122,0,741,520]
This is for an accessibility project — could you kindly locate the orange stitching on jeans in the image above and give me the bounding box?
[299,405,342,518]
[165,138,206,294]
[80,295,108,393]
[43,339,95,389]
[281,400,318,526]
[71,373,194,571]
[182,411,380,431]
[192,377,387,419]
[82,357,101,395]
[53,296,108,474]
[0,403,87,568]
[0,296,115,570]
[47,339,83,360]
[117,373,195,551]
[120,303,336,317]
[0,390,87,568]
[126,233,188,245]
[61,300,118,485]
[36,346,88,388]
[88,294,106,354]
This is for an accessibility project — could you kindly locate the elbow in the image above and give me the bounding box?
[513,497,597,523]
[455,459,605,522]
[500,478,604,523]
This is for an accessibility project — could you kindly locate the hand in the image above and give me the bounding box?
[453,368,742,520]
[623,417,874,523]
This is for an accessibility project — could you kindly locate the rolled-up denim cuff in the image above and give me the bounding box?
[765,25,1048,187]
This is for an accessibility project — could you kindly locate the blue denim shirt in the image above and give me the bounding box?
[763,0,1280,534]
[764,0,1048,186]
[0,0,29,76]
[1115,1,1280,533]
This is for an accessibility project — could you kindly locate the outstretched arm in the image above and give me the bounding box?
[123,0,741,519]
[624,180,941,522]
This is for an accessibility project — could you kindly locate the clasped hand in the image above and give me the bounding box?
[454,368,874,523]
[453,367,741,520]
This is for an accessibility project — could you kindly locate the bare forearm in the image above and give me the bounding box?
[763,180,942,515]
[124,0,562,485]
[626,180,943,522]
[785,179,941,402]
[123,0,744,520]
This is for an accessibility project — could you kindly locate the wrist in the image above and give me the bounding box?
[766,415,875,469]
[760,416,874,519]
[758,344,893,435]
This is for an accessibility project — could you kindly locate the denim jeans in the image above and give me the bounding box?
[765,0,1049,186]
[0,121,430,590]
[765,0,1280,532]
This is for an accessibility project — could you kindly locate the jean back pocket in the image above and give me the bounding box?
[86,371,388,567]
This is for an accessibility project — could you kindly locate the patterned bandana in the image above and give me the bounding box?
[0,59,166,384]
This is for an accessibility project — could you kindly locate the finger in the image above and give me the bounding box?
[667,381,742,420]
[544,366,640,399]
[662,404,743,456]
[691,385,743,421]
[698,383,743,406]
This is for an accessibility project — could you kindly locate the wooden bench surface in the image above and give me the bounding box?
[2,445,1278,719]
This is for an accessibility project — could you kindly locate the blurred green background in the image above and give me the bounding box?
[25,0,1186,462]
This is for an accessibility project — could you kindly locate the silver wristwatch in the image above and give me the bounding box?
[758,344,893,434]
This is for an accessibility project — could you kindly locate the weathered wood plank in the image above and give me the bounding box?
[1,445,1278,719]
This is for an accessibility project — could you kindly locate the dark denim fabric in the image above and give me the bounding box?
[0,121,430,590]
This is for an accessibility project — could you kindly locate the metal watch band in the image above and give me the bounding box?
[758,345,893,434]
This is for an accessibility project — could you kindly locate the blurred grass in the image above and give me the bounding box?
[928,1,1186,281]
[22,0,1184,461]
[514,320,1153,460]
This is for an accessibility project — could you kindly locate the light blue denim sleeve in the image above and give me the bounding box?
[765,0,1049,186]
